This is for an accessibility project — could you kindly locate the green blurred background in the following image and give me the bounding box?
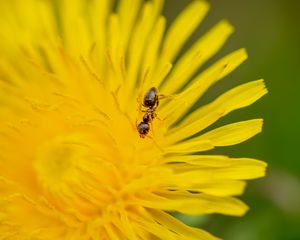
[165,0,300,239]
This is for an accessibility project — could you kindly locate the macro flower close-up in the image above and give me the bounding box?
[0,0,268,239]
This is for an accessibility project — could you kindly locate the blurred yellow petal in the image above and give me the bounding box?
[199,119,263,146]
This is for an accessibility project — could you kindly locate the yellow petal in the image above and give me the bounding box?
[160,20,234,93]
[89,0,112,72]
[169,195,249,217]
[164,158,267,183]
[126,2,160,95]
[130,208,183,240]
[162,155,231,166]
[142,16,166,76]
[0,194,67,238]
[164,140,214,154]
[167,79,267,143]
[60,0,91,55]
[160,0,209,62]
[149,0,210,89]
[185,180,247,196]
[117,0,143,53]
[118,209,140,240]
[186,48,248,90]
[104,223,123,240]
[137,192,248,216]
[211,158,268,179]
[166,110,223,144]
[148,209,220,240]
[108,14,122,69]
[160,49,248,127]
[187,79,266,125]
[179,119,263,148]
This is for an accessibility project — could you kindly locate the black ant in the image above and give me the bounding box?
[137,87,160,138]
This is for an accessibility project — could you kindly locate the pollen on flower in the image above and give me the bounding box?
[0,0,267,239]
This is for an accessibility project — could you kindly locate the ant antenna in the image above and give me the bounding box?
[147,135,164,153]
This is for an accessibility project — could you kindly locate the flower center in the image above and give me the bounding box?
[33,134,88,193]
[32,132,139,220]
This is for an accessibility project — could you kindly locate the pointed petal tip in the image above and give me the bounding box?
[259,78,269,94]
[194,0,211,10]
[239,48,248,60]
[241,202,250,215]
[253,159,268,177]
[219,19,235,33]
[253,118,264,134]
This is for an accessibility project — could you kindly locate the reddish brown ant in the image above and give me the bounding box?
[137,87,161,138]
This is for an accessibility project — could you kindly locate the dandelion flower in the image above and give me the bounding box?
[0,0,267,239]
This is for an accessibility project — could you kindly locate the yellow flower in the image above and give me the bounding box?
[0,0,267,239]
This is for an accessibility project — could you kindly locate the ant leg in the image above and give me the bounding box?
[153,111,167,123]
[153,93,176,110]
[151,100,159,111]
[155,114,162,121]
[151,111,158,120]
[158,93,178,101]
[158,94,167,100]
